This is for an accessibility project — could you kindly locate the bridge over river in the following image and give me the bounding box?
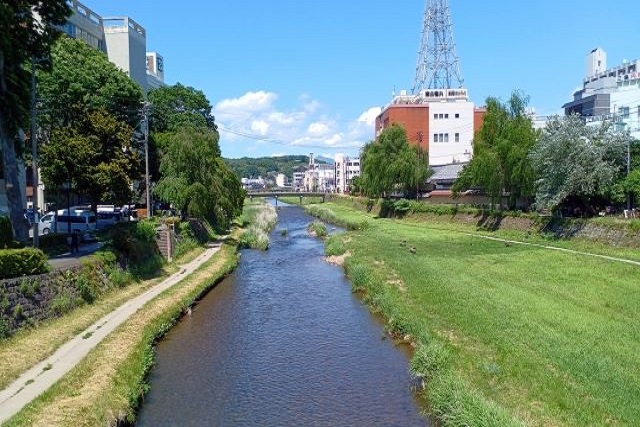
[246,191,327,204]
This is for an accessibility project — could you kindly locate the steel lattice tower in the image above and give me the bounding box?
[412,0,464,94]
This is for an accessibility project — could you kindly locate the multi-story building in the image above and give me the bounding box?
[60,1,163,93]
[303,154,334,192]
[146,52,166,89]
[563,48,640,139]
[334,154,360,194]
[375,90,485,166]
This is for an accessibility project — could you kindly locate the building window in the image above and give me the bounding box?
[444,133,449,142]
[455,133,460,142]
[445,114,449,119]
[434,114,438,120]
[433,134,438,143]
[455,113,460,119]
[439,113,444,119]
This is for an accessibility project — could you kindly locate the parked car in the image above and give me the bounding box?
[39,209,97,235]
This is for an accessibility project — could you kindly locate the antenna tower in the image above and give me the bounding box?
[412,0,464,94]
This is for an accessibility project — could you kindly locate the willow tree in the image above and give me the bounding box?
[453,91,537,210]
[360,125,430,199]
[154,128,244,228]
[0,1,70,240]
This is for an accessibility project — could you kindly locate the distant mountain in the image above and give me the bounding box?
[314,155,334,165]
[224,155,329,179]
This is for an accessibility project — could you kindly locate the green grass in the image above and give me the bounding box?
[238,201,277,250]
[311,201,640,427]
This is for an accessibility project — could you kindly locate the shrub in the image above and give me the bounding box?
[38,233,69,251]
[325,236,346,256]
[0,248,49,279]
[308,221,328,238]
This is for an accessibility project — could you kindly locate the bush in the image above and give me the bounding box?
[308,221,328,238]
[38,233,69,251]
[0,248,49,279]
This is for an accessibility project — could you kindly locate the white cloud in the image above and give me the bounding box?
[215,91,277,114]
[251,120,269,135]
[307,121,330,137]
[358,107,382,126]
[214,90,380,155]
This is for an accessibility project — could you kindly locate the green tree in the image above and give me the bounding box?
[453,91,537,209]
[148,83,216,134]
[0,1,70,240]
[39,109,139,210]
[154,128,244,228]
[529,114,630,212]
[37,36,143,131]
[359,125,430,199]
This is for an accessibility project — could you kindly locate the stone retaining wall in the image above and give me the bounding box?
[0,262,113,337]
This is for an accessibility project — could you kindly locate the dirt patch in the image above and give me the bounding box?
[326,251,351,266]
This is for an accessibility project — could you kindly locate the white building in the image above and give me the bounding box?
[564,48,640,139]
[292,170,305,190]
[146,51,166,90]
[375,89,482,166]
[275,173,288,188]
[334,154,360,194]
[103,17,148,91]
[303,154,334,192]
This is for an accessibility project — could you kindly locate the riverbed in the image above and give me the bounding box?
[136,204,428,426]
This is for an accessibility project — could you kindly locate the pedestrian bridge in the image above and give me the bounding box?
[246,192,327,204]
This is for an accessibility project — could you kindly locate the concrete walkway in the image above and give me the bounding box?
[48,241,105,270]
[0,241,224,425]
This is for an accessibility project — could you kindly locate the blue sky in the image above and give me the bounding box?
[84,0,639,159]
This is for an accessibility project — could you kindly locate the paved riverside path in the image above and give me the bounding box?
[0,241,224,425]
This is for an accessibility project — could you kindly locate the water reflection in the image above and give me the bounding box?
[136,205,428,426]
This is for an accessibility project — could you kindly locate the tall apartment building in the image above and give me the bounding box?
[334,154,360,194]
[563,48,640,139]
[60,0,165,92]
[375,90,485,166]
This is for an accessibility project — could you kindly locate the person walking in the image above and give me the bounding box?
[70,229,80,255]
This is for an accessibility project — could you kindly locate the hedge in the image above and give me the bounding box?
[0,248,50,279]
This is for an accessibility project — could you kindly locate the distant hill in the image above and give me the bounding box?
[224,155,329,179]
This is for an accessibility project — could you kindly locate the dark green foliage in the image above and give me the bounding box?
[453,91,537,209]
[154,129,244,228]
[108,221,163,277]
[38,233,69,251]
[0,216,13,248]
[0,248,49,279]
[360,125,431,199]
[0,1,71,242]
[39,108,140,209]
[37,37,143,130]
[148,83,216,133]
[224,155,318,179]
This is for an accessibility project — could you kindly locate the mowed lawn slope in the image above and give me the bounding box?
[324,204,640,427]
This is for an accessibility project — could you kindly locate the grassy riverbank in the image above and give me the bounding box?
[4,238,239,427]
[305,201,640,427]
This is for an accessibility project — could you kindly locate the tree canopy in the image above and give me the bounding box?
[37,36,143,130]
[452,91,537,209]
[359,125,430,199]
[529,114,630,212]
[36,37,144,212]
[39,109,139,208]
[154,128,243,228]
[0,1,70,240]
[148,83,216,134]
[150,84,244,228]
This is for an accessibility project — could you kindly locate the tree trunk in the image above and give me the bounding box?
[0,114,27,242]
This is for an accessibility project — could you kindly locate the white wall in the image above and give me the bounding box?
[428,101,474,166]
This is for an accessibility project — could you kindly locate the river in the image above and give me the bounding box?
[136,204,429,426]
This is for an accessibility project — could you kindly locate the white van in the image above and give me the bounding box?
[39,209,97,235]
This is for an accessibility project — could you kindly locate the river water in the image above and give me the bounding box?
[136,204,428,426]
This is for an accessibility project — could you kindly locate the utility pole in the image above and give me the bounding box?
[627,136,632,211]
[142,102,151,219]
[30,58,39,247]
